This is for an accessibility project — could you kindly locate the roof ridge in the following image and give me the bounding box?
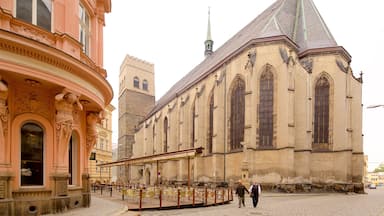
[145,0,341,119]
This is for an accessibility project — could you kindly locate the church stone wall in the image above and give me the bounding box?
[130,40,363,193]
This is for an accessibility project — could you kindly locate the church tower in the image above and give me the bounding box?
[204,8,214,57]
[117,55,155,182]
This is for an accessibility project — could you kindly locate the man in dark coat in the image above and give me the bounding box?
[249,182,261,208]
[235,180,249,208]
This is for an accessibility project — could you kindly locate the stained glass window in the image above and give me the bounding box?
[191,102,196,148]
[259,69,274,147]
[163,117,168,152]
[208,93,214,153]
[314,76,330,144]
[230,78,245,150]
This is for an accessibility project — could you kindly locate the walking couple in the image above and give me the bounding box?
[235,180,261,208]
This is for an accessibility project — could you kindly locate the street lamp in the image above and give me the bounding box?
[367,105,384,109]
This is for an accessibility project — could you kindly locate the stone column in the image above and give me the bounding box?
[240,141,249,185]
[81,173,91,207]
[83,111,101,207]
[0,77,9,164]
[51,89,83,212]
[0,174,14,216]
[50,173,70,213]
[0,78,13,216]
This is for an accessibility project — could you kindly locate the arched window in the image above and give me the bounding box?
[230,78,245,151]
[16,0,52,31]
[191,102,196,148]
[314,76,330,145]
[207,93,214,153]
[163,117,168,153]
[143,80,148,91]
[259,68,274,147]
[21,122,44,186]
[152,124,156,154]
[133,77,140,88]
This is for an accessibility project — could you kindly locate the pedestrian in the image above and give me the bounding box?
[235,180,249,208]
[249,182,261,208]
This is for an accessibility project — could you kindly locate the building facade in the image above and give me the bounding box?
[88,104,115,184]
[128,0,364,193]
[0,0,112,215]
[117,55,155,183]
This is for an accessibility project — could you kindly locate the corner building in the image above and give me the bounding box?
[130,0,364,192]
[0,0,112,215]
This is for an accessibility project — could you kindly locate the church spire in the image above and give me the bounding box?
[204,7,213,57]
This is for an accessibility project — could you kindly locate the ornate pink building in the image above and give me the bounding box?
[0,0,112,215]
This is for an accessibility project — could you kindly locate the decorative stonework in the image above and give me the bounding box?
[55,89,83,167]
[10,20,56,46]
[13,80,50,119]
[155,112,162,122]
[336,59,349,73]
[167,102,176,113]
[215,65,226,85]
[196,84,206,98]
[86,111,102,152]
[0,76,8,146]
[300,58,313,73]
[180,95,190,107]
[245,49,257,70]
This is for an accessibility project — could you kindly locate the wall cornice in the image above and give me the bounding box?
[0,29,113,107]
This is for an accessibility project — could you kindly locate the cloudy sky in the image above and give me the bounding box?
[104,0,384,171]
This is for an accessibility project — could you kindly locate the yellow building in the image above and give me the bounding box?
[89,104,115,183]
[366,172,384,186]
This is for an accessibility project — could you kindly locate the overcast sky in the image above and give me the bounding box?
[104,0,384,171]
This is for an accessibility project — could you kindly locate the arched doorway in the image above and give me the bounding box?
[68,132,79,185]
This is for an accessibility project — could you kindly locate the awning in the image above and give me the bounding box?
[97,147,203,168]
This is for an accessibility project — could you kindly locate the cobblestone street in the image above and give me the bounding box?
[49,187,384,216]
[133,188,384,216]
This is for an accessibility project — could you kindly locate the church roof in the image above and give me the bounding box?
[146,0,340,118]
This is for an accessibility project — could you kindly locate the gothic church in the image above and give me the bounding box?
[119,0,364,192]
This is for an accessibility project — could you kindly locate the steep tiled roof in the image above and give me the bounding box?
[146,0,338,118]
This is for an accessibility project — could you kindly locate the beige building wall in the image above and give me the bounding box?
[131,41,363,191]
[89,104,115,183]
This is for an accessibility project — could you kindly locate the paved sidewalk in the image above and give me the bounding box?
[45,196,130,216]
[46,190,384,216]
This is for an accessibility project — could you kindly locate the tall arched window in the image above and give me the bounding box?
[143,80,148,91]
[133,77,140,88]
[207,93,214,153]
[191,102,196,148]
[259,68,274,147]
[230,78,245,151]
[21,122,44,186]
[163,117,168,153]
[314,76,330,145]
[152,124,156,154]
